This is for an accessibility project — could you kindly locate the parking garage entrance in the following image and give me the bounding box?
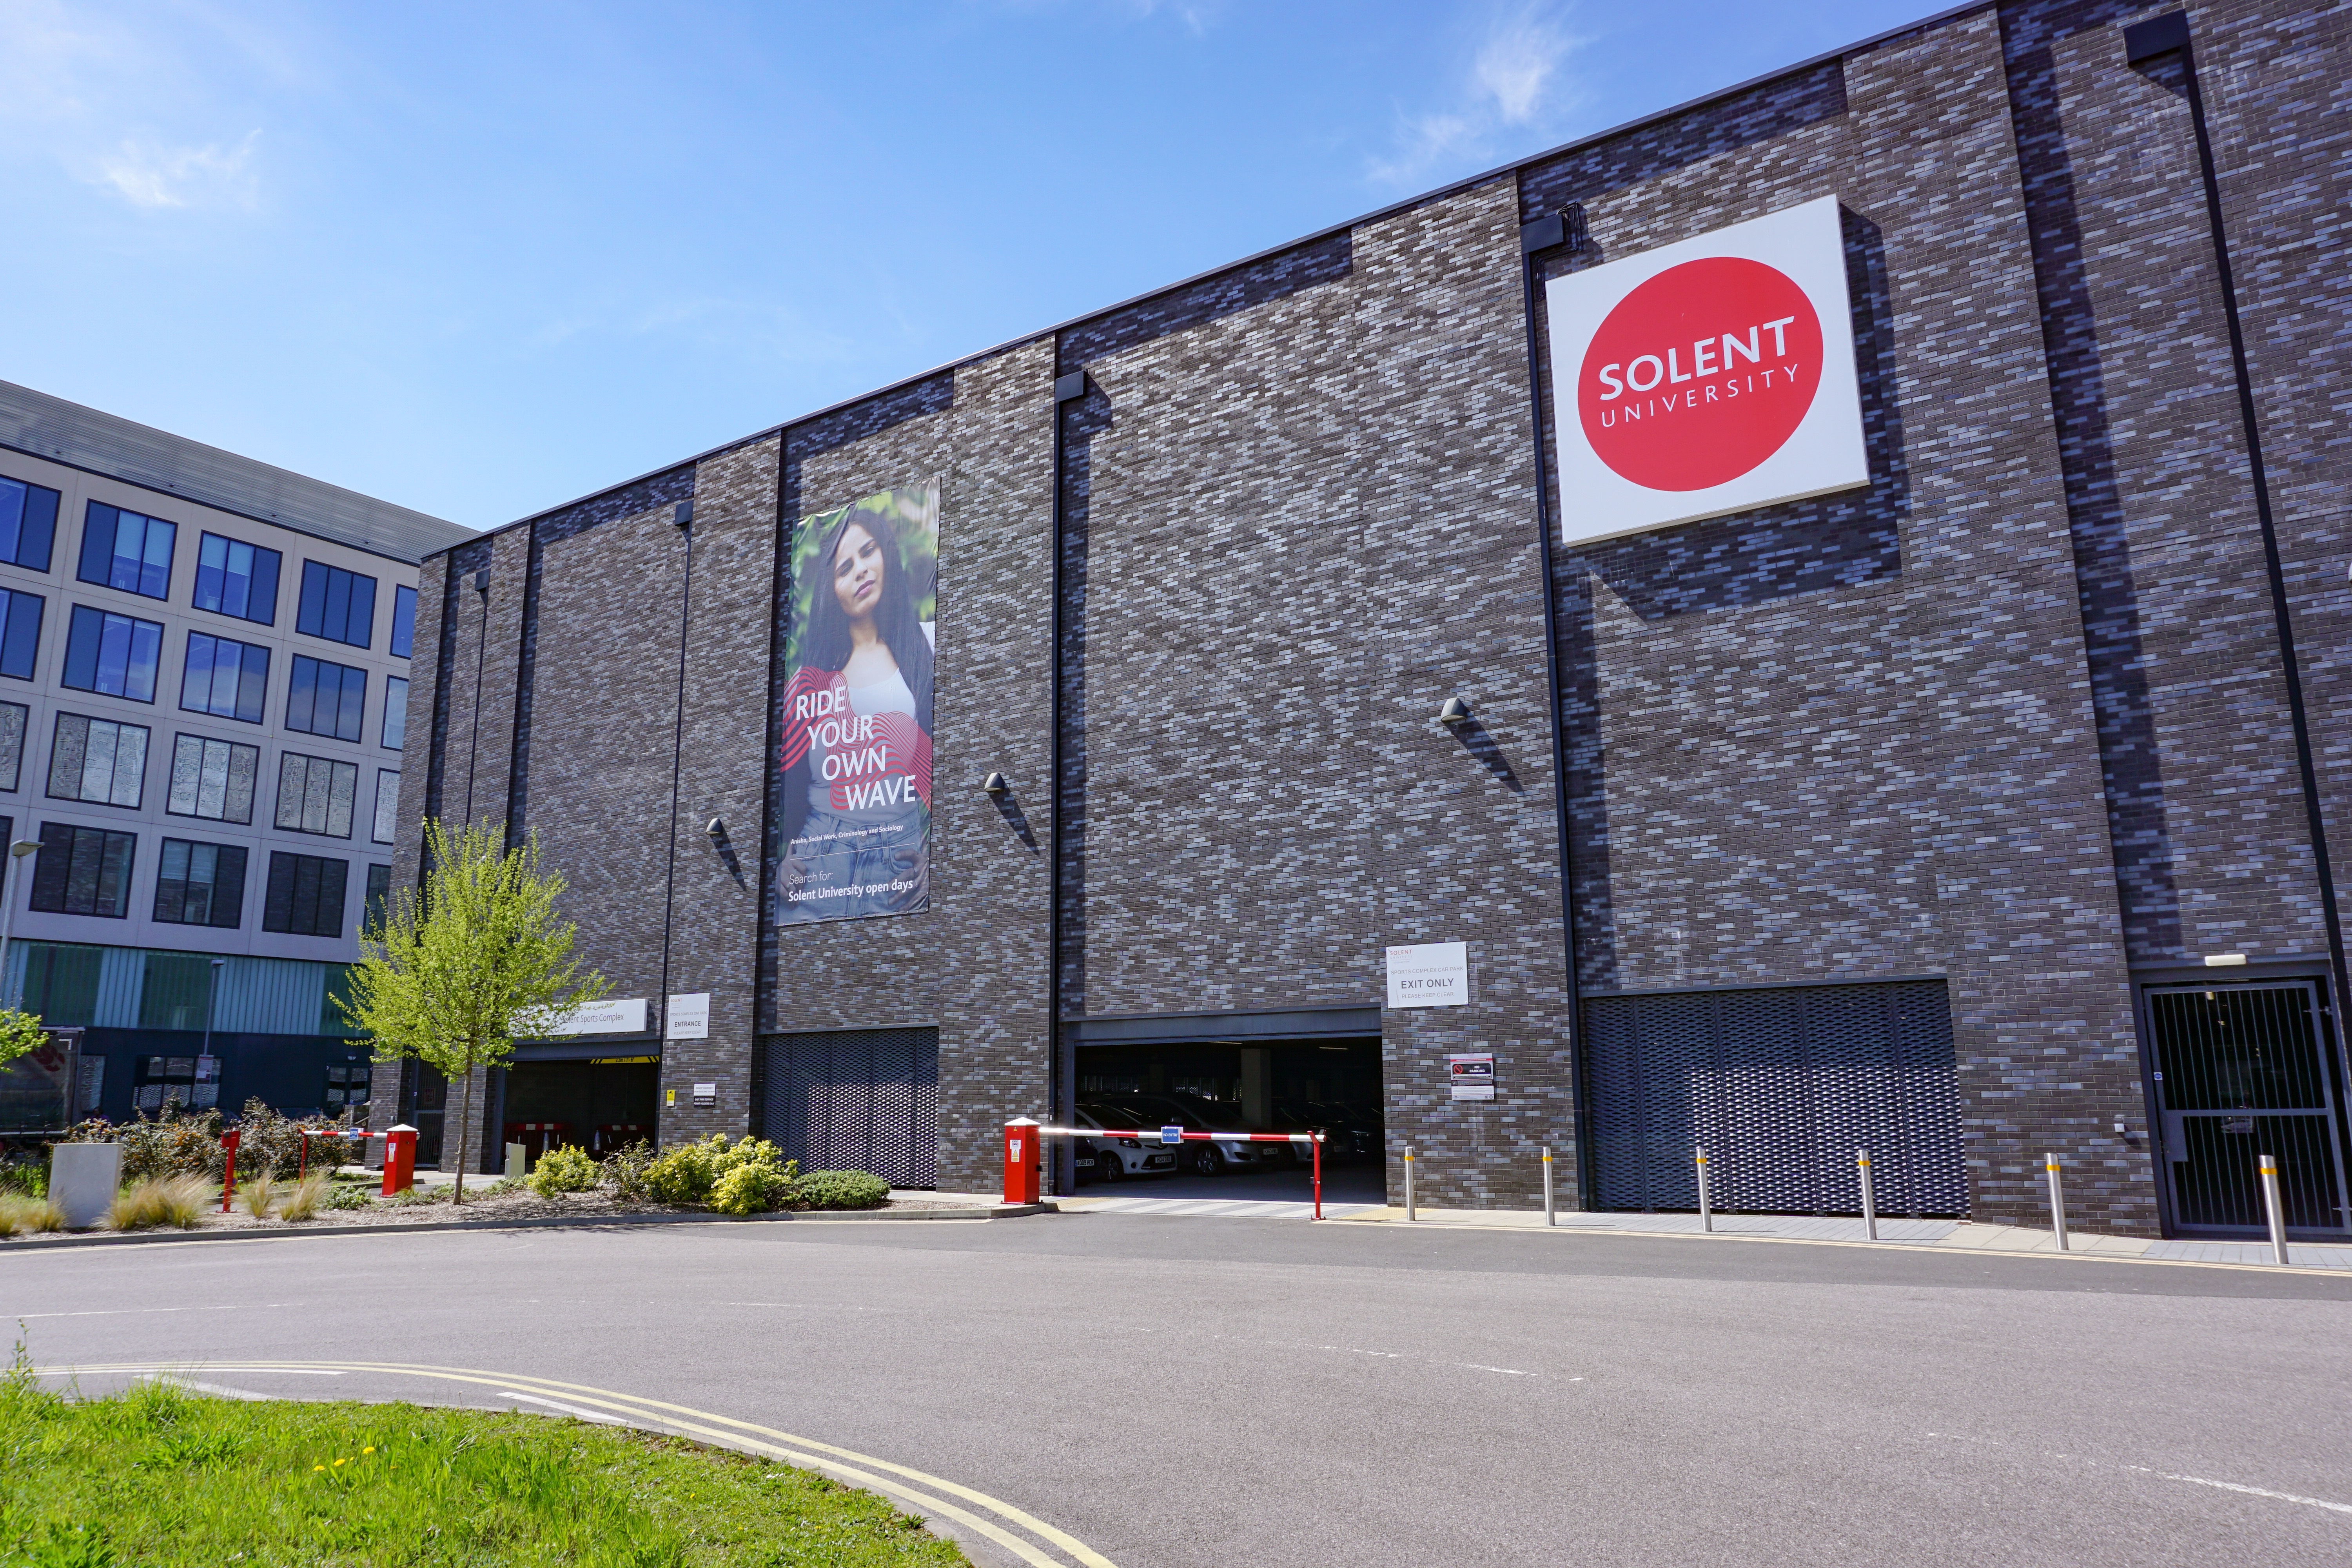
[499,1045,661,1169]
[1065,1007,1385,1203]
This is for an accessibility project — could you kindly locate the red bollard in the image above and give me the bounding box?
[381,1124,417,1195]
[1003,1118,1041,1206]
[220,1128,241,1213]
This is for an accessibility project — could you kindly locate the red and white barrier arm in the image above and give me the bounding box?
[1022,1126,1329,1220]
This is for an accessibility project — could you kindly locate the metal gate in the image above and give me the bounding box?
[2145,982,2352,1236]
[760,1028,937,1189]
[1583,979,1965,1216]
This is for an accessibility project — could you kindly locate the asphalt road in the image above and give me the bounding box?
[12,1213,2352,1567]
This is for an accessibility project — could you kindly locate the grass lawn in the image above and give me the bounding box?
[0,1374,969,1566]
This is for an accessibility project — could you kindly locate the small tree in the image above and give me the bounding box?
[0,1009,44,1068]
[339,818,608,1202]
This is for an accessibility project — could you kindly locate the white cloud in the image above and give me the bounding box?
[94,130,261,211]
[1367,2,1587,191]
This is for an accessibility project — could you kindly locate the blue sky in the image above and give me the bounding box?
[0,1,1941,531]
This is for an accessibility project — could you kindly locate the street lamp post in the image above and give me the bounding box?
[202,958,225,1066]
[0,837,43,1010]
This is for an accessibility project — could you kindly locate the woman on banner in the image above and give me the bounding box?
[778,501,935,920]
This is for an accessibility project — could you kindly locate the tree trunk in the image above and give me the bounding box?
[450,1057,472,1204]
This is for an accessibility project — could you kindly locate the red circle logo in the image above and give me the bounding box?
[1577,256,1823,492]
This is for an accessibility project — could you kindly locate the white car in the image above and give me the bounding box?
[1077,1104,1179,1181]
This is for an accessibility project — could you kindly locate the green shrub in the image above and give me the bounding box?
[796,1170,890,1210]
[527,1144,598,1197]
[323,1181,375,1212]
[66,1107,225,1182]
[710,1162,795,1215]
[601,1140,657,1201]
[0,1158,45,1199]
[644,1134,797,1208]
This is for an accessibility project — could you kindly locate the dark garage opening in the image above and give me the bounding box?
[1073,1036,1385,1203]
[502,1056,661,1167]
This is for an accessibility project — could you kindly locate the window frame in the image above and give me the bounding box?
[285,653,366,742]
[165,733,261,826]
[274,750,359,839]
[389,584,417,659]
[77,502,176,601]
[45,711,150,810]
[191,532,282,626]
[153,837,249,929]
[29,821,137,918]
[294,561,377,650]
[0,473,60,572]
[61,604,163,702]
[0,587,44,682]
[263,849,348,938]
[382,675,408,751]
[180,630,271,725]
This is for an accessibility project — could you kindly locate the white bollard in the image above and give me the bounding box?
[1858,1148,1878,1241]
[1403,1144,1417,1221]
[2045,1152,2069,1251]
[2258,1152,2290,1266]
[1696,1146,1713,1232]
[1541,1145,1555,1225]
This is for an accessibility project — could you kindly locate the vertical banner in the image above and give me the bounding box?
[777,485,940,925]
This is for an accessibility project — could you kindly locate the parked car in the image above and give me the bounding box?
[1277,1098,1383,1164]
[1090,1093,1279,1178]
[1076,1104,1179,1182]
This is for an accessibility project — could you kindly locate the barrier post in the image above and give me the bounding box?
[2044,1152,2069,1251]
[1403,1144,1417,1221]
[1541,1145,1555,1227]
[1312,1134,1323,1221]
[1696,1146,1713,1232]
[1004,1118,1042,1206]
[1857,1148,1878,1240]
[219,1128,240,1213]
[382,1125,417,1196]
[2259,1152,2290,1265]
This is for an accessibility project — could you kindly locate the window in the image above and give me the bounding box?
[295,561,376,648]
[324,1060,371,1112]
[286,655,365,741]
[372,769,400,844]
[133,1054,218,1111]
[0,588,42,681]
[167,734,260,824]
[180,632,270,724]
[78,503,175,600]
[153,838,247,927]
[192,532,280,625]
[390,584,417,658]
[0,474,60,571]
[275,752,357,838]
[364,863,392,934]
[0,701,24,791]
[62,605,162,701]
[29,822,135,917]
[263,850,347,937]
[383,675,408,751]
[46,713,148,808]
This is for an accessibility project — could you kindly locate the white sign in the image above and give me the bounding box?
[1448,1053,1496,1102]
[1386,942,1469,1009]
[1545,195,1868,542]
[546,997,646,1036]
[665,993,710,1040]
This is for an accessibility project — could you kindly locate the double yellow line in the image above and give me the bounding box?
[50,1359,1114,1568]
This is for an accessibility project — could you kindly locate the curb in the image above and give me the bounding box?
[0,1201,1058,1252]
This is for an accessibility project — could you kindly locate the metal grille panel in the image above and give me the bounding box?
[1584,980,1965,1216]
[760,1029,938,1189]
[2146,984,2351,1234]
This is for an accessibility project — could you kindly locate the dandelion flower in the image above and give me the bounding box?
[362,1446,376,1454]
[334,1458,348,1467]
[313,1465,326,1472]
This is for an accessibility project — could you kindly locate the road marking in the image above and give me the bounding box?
[138,1375,273,1402]
[48,1360,1114,1568]
[1924,1431,2352,1520]
[500,1390,625,1425]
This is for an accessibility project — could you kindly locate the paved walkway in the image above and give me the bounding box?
[1052,1192,2352,1272]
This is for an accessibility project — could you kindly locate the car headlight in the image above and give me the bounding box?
[1120,1138,1141,1148]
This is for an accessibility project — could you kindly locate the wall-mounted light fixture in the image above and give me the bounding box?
[1437,697,1471,728]
[673,499,694,528]
[705,816,727,843]
[470,569,489,594]
[982,772,1009,796]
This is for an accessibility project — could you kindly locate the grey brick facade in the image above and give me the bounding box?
[392,0,2352,1236]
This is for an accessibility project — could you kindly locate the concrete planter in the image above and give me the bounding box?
[51,1143,122,1230]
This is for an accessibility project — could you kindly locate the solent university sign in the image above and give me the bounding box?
[1545,196,1869,543]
